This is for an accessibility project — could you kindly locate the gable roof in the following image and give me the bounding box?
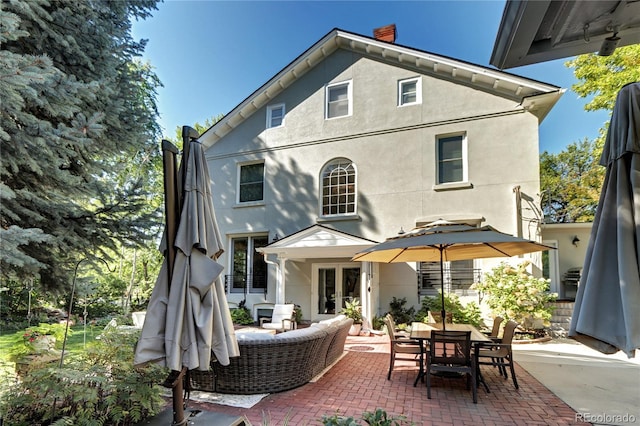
[200,28,564,149]
[256,224,378,260]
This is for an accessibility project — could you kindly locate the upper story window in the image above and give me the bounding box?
[321,158,356,217]
[398,77,421,106]
[437,134,467,184]
[266,103,285,128]
[238,161,264,203]
[326,80,352,119]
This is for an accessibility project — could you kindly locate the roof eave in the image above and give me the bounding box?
[200,28,563,149]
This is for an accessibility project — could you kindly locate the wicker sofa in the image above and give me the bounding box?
[190,315,353,394]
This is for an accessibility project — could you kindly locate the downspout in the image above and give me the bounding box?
[513,185,523,238]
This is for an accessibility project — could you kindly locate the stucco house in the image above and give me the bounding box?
[198,26,564,325]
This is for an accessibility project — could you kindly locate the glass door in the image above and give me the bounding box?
[312,263,361,321]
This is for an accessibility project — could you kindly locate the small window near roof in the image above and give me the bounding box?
[398,77,421,106]
[266,103,285,128]
[326,81,352,119]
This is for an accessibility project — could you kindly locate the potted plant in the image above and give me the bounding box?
[341,298,363,335]
[9,323,68,376]
[9,323,66,359]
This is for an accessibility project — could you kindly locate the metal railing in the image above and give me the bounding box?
[417,267,482,295]
[225,273,267,295]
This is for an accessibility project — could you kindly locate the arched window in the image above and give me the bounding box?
[321,158,357,217]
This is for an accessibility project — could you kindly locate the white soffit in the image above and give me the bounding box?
[491,0,640,69]
[200,28,562,149]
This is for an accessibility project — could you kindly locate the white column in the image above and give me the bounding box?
[276,257,287,304]
[361,262,372,329]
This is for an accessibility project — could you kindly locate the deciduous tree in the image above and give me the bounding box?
[540,44,640,223]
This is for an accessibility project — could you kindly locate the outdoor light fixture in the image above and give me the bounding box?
[398,227,405,235]
[599,32,620,56]
[572,235,581,247]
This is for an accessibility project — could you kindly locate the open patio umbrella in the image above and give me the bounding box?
[352,220,553,327]
[134,127,239,425]
[569,82,640,358]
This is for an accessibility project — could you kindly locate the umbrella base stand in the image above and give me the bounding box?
[136,407,246,426]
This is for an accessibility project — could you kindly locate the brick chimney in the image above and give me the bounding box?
[373,24,396,43]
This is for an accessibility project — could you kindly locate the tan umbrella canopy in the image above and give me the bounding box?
[569,82,640,358]
[352,220,553,326]
[134,127,238,424]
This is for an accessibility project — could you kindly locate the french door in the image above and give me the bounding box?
[312,263,361,321]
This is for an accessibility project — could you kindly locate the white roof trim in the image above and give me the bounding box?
[200,28,563,149]
[257,225,377,260]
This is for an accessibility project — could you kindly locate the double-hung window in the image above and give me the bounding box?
[326,81,352,119]
[228,235,269,294]
[266,103,285,128]
[321,158,356,216]
[437,134,467,184]
[398,77,421,106]
[238,161,264,203]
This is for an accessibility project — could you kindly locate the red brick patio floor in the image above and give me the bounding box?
[184,334,588,425]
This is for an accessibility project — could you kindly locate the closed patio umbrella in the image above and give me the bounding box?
[569,82,640,358]
[352,220,553,326]
[134,127,239,425]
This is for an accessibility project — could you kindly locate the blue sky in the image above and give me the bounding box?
[132,0,611,153]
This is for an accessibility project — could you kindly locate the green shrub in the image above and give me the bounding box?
[7,322,69,361]
[473,261,556,330]
[231,306,254,325]
[322,408,413,425]
[387,297,415,325]
[416,292,483,328]
[288,302,303,324]
[371,315,385,331]
[0,327,166,425]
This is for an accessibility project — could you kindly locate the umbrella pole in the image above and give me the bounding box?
[162,140,179,283]
[168,127,200,426]
[162,139,187,426]
[439,247,446,330]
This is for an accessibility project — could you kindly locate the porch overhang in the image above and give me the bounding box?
[257,224,378,261]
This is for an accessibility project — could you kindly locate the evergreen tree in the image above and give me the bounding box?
[0,0,163,291]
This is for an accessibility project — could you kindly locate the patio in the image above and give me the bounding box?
[179,333,587,425]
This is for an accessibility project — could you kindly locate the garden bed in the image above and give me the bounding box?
[513,330,553,344]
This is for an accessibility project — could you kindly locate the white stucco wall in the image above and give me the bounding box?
[206,47,550,318]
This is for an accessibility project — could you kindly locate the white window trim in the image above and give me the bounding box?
[434,133,469,188]
[398,77,422,106]
[325,80,353,119]
[228,234,270,295]
[236,160,265,205]
[266,103,285,129]
[319,158,358,218]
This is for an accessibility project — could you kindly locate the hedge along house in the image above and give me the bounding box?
[198,26,564,325]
